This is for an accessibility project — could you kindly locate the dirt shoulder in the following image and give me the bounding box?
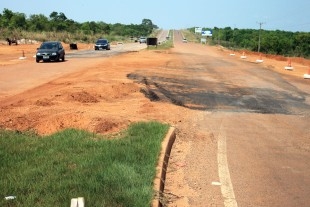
[0,43,192,135]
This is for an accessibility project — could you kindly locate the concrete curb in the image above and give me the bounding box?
[152,127,176,207]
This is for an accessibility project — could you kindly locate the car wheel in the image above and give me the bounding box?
[36,59,40,63]
[62,55,65,62]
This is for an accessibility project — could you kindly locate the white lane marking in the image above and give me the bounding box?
[218,129,238,207]
[211,181,222,186]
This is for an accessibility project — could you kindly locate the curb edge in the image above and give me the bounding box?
[152,127,176,207]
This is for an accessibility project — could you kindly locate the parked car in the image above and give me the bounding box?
[36,41,65,63]
[138,37,147,44]
[94,39,110,50]
[182,38,188,43]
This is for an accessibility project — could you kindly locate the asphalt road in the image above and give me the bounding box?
[156,30,170,44]
[0,43,146,97]
[157,31,310,207]
[66,42,147,59]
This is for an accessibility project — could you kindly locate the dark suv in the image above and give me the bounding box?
[94,39,110,50]
[36,41,65,63]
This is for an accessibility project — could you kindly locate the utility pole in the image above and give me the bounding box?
[257,22,265,53]
[232,24,236,51]
[217,29,220,45]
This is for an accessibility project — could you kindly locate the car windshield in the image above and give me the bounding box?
[97,40,107,44]
[40,42,57,50]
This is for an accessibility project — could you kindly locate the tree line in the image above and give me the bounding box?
[189,27,310,58]
[0,8,158,42]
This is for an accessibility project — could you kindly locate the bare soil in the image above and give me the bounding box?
[0,39,309,206]
[0,42,194,135]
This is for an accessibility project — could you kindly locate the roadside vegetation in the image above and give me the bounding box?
[154,39,174,50]
[187,27,310,58]
[1,8,310,58]
[0,8,158,43]
[0,122,169,207]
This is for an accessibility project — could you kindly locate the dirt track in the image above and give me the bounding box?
[0,33,310,206]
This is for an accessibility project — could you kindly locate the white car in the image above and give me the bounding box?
[139,37,147,44]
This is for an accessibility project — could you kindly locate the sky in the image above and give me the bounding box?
[1,0,310,32]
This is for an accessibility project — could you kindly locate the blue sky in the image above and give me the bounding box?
[1,0,310,32]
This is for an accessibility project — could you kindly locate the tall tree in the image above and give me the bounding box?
[9,12,26,29]
[141,18,155,35]
[27,14,49,31]
[49,11,68,31]
[0,8,14,28]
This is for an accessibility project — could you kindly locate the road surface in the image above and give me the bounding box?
[0,30,309,207]
[162,31,310,207]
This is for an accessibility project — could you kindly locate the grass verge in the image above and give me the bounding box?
[146,40,174,50]
[147,30,174,50]
[0,121,169,207]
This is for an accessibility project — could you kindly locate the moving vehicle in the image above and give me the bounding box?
[36,41,65,63]
[94,39,110,50]
[138,37,147,44]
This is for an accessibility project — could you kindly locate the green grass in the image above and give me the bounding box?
[0,122,169,207]
[181,29,202,43]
